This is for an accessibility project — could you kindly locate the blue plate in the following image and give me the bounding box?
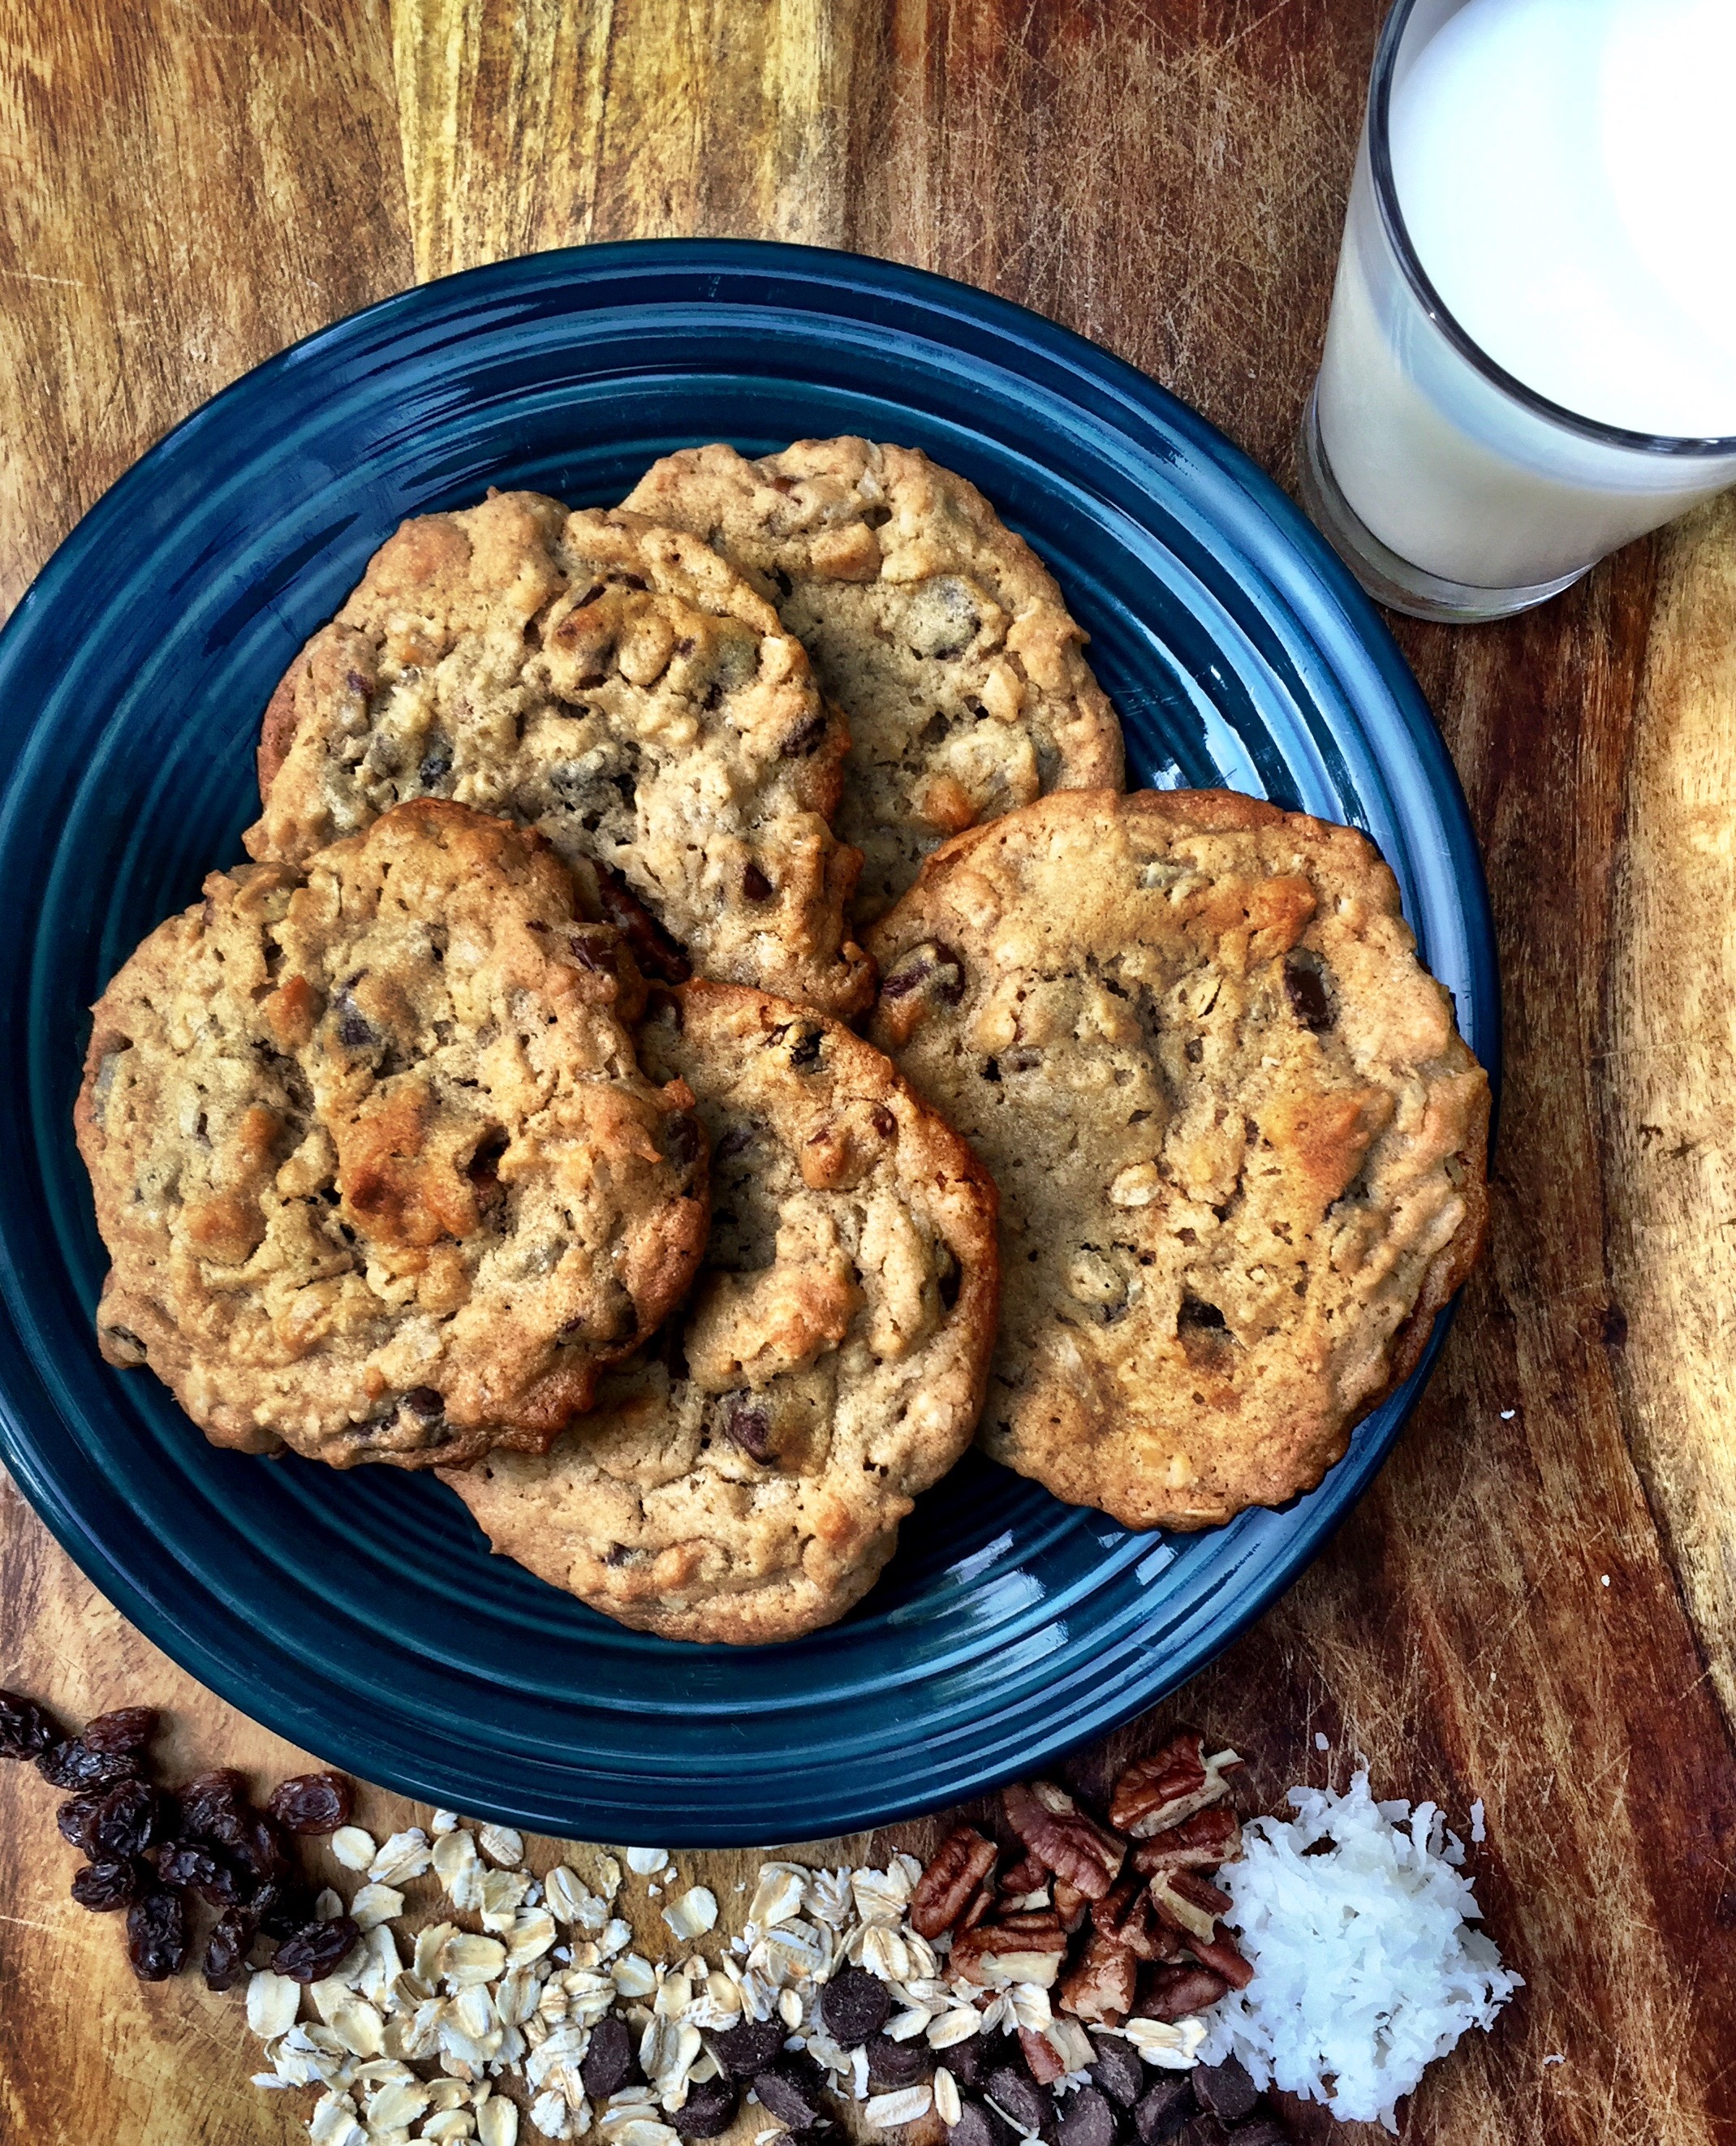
[0,241,1496,1843]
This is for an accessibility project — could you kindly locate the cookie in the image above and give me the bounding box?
[443,980,1000,1644]
[248,491,873,1016]
[622,438,1125,923]
[866,789,1489,1531]
[76,799,709,1469]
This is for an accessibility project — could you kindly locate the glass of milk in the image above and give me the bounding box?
[1299,0,1736,623]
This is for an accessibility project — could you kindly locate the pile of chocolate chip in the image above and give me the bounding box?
[0,1685,356,1989]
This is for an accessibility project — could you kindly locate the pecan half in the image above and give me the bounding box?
[1148,1870,1233,1946]
[1052,1877,1089,1933]
[1131,1805,1242,1879]
[1091,1876,1164,1962]
[950,1910,1067,1989]
[1187,1931,1255,1992]
[1002,1781,1125,1901]
[1134,1963,1232,2022]
[1109,1730,1242,1839]
[911,1825,998,1940]
[1018,2026,1067,2085]
[1058,1931,1138,2024]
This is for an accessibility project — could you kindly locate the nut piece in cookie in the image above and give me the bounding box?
[622,438,1125,924]
[868,787,1491,1531]
[75,799,709,1469]
[442,980,1000,1644]
[248,490,872,1016]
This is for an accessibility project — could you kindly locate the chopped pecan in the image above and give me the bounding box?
[1002,1781,1125,1901]
[1058,1931,1138,2025]
[1187,1930,1254,1992]
[1091,1876,1163,1961]
[950,1910,1067,1989]
[1018,2027,1067,2085]
[960,1885,996,1931]
[1109,1730,1242,1839]
[1131,1805,1243,1879]
[1000,1851,1049,1897]
[911,1825,999,1939]
[1148,1870,1233,1945]
[1053,1877,1089,1933]
[1134,1963,1232,2021]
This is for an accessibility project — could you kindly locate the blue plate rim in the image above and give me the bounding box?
[0,238,1499,1842]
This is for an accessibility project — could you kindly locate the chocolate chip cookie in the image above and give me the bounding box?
[443,980,1000,1644]
[622,439,1125,924]
[867,789,1489,1532]
[248,491,872,1016]
[76,799,709,1468]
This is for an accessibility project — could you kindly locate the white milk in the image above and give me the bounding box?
[1314,0,1736,597]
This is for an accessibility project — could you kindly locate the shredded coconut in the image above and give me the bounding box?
[1196,1767,1521,2130]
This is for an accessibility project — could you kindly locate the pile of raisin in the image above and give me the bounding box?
[1,1683,356,1993]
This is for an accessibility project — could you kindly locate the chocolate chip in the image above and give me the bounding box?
[581,2013,640,2098]
[743,861,774,902]
[987,2066,1053,2138]
[753,2054,829,2130]
[1282,949,1333,1031]
[709,2017,786,2079]
[400,1386,445,1423]
[1087,2032,1145,2109]
[868,2033,933,2091]
[1131,2079,1195,2146]
[821,1965,892,2047]
[671,2075,739,2138]
[1225,2122,1286,2146]
[949,2101,1020,2146]
[775,1020,825,1071]
[418,745,453,788]
[661,1110,702,1172]
[1169,2120,1230,2146]
[334,997,376,1050]
[1190,2060,1257,2123]
[1058,2086,1120,2146]
[780,712,828,757]
[941,2036,993,2093]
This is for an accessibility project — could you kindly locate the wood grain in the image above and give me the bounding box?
[4,2,1736,2144]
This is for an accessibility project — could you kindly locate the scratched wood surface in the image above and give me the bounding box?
[2,3,1734,2143]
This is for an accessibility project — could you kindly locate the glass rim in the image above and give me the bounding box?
[1368,0,1736,459]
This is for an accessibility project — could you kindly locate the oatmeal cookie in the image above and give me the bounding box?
[76,799,709,1468]
[444,980,1000,1644]
[248,490,872,1015]
[867,789,1489,1532]
[622,438,1124,924]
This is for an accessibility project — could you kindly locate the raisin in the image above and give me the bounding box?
[157,1840,238,1904]
[779,712,827,757]
[89,1780,163,1859]
[266,1771,354,1836]
[334,996,377,1049]
[418,747,454,789]
[0,1687,60,1759]
[660,1110,702,1174]
[722,1395,773,1463]
[57,1794,104,1855]
[203,1907,255,1993]
[581,2013,641,2098]
[126,1889,189,1980]
[1282,949,1333,1032]
[37,1739,140,1791]
[221,1811,289,1888]
[71,1859,145,1912]
[176,1769,251,1843]
[80,1705,157,1756]
[250,1875,314,1939]
[274,1915,360,1984]
[595,864,691,985]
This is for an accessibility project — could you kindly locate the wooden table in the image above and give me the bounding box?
[3,4,1734,2141]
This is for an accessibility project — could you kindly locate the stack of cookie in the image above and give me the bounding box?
[76,440,1488,1645]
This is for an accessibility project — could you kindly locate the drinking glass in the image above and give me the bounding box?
[1298,0,1736,623]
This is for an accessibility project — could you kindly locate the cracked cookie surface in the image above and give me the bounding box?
[443,980,1000,1644]
[867,789,1489,1531]
[622,438,1125,924]
[248,491,872,1016]
[76,799,709,1468]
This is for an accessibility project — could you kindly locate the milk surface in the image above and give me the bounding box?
[1313,0,1736,596]
[1392,0,1736,438]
